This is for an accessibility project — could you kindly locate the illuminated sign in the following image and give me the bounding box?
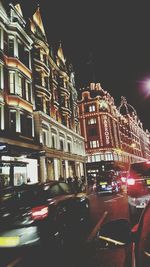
[103,116,110,145]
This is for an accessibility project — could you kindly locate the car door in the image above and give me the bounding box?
[135,203,150,267]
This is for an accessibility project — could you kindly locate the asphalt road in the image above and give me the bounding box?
[85,191,131,267]
[0,191,131,267]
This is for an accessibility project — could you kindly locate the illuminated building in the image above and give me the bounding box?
[0,2,86,184]
[78,83,150,179]
[30,6,85,181]
[0,2,39,184]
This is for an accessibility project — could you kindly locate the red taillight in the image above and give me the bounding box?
[31,205,49,221]
[127,178,135,186]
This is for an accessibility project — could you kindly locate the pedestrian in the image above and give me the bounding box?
[59,175,65,182]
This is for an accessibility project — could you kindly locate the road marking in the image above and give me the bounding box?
[6,257,22,267]
[104,195,124,203]
[86,211,108,242]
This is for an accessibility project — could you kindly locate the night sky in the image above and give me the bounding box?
[4,0,150,130]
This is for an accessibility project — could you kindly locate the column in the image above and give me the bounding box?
[65,160,69,179]
[39,156,47,182]
[1,105,4,130]
[79,162,84,177]
[54,158,59,180]
[16,110,21,132]
[32,116,35,137]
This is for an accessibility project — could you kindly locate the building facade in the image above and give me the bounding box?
[0,2,86,186]
[78,83,150,180]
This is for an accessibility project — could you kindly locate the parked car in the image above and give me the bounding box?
[93,199,150,267]
[127,161,150,223]
[0,181,90,248]
[94,171,120,194]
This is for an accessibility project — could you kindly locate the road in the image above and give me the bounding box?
[85,191,131,267]
[0,191,131,267]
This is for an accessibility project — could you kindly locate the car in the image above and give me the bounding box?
[94,171,119,194]
[92,199,150,267]
[0,181,90,248]
[127,161,150,223]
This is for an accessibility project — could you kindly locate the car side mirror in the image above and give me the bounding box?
[94,219,132,249]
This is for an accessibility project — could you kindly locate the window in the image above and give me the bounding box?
[24,48,29,68]
[62,116,67,126]
[42,130,47,146]
[88,127,97,136]
[3,30,8,54]
[67,142,71,153]
[59,183,72,194]
[9,71,15,94]
[84,105,89,112]
[67,142,71,152]
[88,118,96,125]
[26,117,32,137]
[50,184,62,197]
[21,114,32,137]
[90,140,99,148]
[8,37,14,57]
[25,81,32,102]
[105,153,113,161]
[89,105,96,112]
[95,154,101,161]
[36,96,43,111]
[10,111,16,131]
[52,135,55,148]
[18,75,23,97]
[60,139,64,150]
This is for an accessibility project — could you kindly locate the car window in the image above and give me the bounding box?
[136,204,150,267]
[49,184,62,197]
[59,182,73,195]
[130,162,150,178]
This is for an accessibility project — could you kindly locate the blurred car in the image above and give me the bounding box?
[127,161,150,223]
[93,200,150,267]
[0,181,90,248]
[94,172,120,194]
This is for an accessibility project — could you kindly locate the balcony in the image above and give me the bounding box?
[60,86,70,97]
[35,83,51,98]
[34,58,50,74]
[61,106,71,116]
[6,95,33,113]
[5,57,32,79]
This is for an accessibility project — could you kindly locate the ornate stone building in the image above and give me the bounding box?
[0,2,86,186]
[30,6,85,182]
[78,83,150,180]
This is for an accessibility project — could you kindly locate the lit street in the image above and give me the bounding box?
[0,1,150,266]
[0,190,130,267]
